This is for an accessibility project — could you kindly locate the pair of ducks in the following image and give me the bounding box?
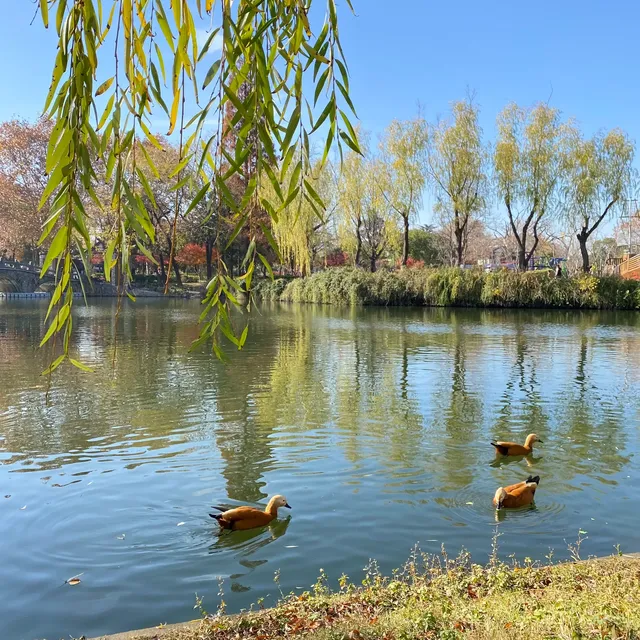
[210,433,544,532]
[491,433,542,509]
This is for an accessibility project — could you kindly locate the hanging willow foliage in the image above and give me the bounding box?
[36,0,359,373]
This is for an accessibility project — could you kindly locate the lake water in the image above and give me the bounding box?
[1,300,639,640]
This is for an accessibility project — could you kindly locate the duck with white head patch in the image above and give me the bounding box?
[493,476,540,509]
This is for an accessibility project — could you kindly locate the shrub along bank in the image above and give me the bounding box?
[254,267,640,310]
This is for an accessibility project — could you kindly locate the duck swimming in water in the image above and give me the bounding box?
[210,495,291,531]
[491,433,542,457]
[493,476,540,509]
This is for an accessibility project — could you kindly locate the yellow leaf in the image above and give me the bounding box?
[168,87,181,135]
[40,0,49,28]
[95,77,114,97]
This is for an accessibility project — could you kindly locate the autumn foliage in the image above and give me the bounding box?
[0,118,53,257]
[176,243,207,268]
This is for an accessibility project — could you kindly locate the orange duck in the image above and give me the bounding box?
[491,433,542,457]
[493,475,540,509]
[210,495,291,531]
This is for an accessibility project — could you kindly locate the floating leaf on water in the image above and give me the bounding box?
[117,534,126,540]
[20,505,26,510]
[65,573,83,586]
[579,529,588,535]
[177,522,185,526]
[466,502,474,505]
[285,545,298,548]
[4,495,10,499]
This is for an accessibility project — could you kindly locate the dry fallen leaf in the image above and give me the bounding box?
[66,574,83,586]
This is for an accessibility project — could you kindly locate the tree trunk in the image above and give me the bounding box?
[158,250,166,283]
[454,226,464,267]
[355,220,362,267]
[370,252,377,272]
[517,246,527,271]
[172,260,183,287]
[577,230,590,273]
[402,214,410,266]
[205,240,213,281]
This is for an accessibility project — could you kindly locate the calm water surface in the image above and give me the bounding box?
[1,300,639,639]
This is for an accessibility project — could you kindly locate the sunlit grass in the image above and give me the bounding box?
[148,541,640,640]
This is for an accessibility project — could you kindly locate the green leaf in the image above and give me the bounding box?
[339,109,360,150]
[136,167,157,208]
[336,79,358,117]
[184,181,210,216]
[168,152,192,178]
[40,303,70,347]
[281,104,301,154]
[41,354,66,376]
[238,324,249,348]
[314,67,330,106]
[311,98,333,134]
[259,222,282,262]
[139,142,160,178]
[202,59,221,90]
[198,27,220,61]
[97,94,115,131]
[304,179,325,210]
[340,130,361,155]
[156,8,175,52]
[257,252,274,280]
[45,127,72,174]
[40,226,68,276]
[225,212,249,250]
[38,163,65,209]
[70,359,94,372]
[135,239,158,265]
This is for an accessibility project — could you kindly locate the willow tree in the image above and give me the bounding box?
[563,128,634,273]
[33,0,358,373]
[426,100,487,266]
[379,118,428,266]
[337,136,370,267]
[360,160,398,271]
[266,157,335,276]
[338,149,396,272]
[494,103,567,271]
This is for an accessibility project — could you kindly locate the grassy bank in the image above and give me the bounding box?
[254,267,640,310]
[128,551,640,640]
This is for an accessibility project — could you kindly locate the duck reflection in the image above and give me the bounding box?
[210,515,291,553]
[493,503,537,523]
[209,517,291,594]
[490,454,543,469]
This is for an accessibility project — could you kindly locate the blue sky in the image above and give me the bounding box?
[2,0,639,229]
